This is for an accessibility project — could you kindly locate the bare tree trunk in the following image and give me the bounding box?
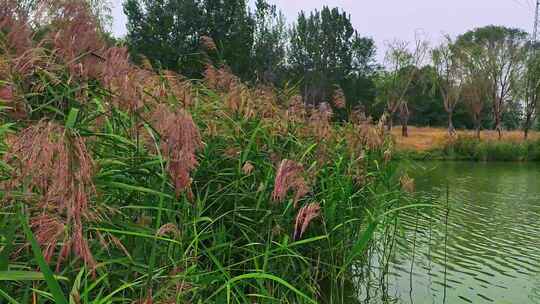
[493,96,503,140]
[399,103,409,137]
[447,110,456,136]
[495,116,502,140]
[474,114,481,140]
[524,113,532,140]
[402,123,408,137]
[386,112,393,131]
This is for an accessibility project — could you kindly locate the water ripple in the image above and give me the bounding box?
[378,161,540,304]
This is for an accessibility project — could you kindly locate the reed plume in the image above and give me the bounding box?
[161,70,193,107]
[150,104,202,195]
[200,35,217,52]
[400,174,415,193]
[204,64,219,90]
[254,85,279,120]
[48,0,105,80]
[2,121,99,270]
[242,161,254,175]
[100,47,139,110]
[293,202,321,240]
[272,159,309,206]
[286,95,306,123]
[307,102,333,140]
[157,223,181,238]
[332,86,346,109]
[0,84,13,102]
[0,0,33,57]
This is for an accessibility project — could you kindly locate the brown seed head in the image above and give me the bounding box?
[3,121,99,270]
[150,104,202,195]
[400,174,415,193]
[0,84,13,102]
[332,86,346,109]
[48,0,106,79]
[200,35,217,51]
[272,159,309,206]
[242,161,255,175]
[294,203,321,240]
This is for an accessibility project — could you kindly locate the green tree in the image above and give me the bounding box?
[124,0,205,76]
[519,45,540,138]
[432,37,463,135]
[124,0,254,78]
[251,0,287,84]
[462,68,491,139]
[455,25,528,139]
[288,6,376,109]
[201,0,254,78]
[377,38,428,136]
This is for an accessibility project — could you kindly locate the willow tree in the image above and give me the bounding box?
[455,26,528,139]
[432,37,463,136]
[521,49,540,139]
[379,38,428,136]
[462,72,490,139]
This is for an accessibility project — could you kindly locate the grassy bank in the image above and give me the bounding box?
[392,127,540,161]
[0,3,413,302]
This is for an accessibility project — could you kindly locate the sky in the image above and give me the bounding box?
[110,0,536,62]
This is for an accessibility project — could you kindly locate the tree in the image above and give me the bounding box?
[455,26,528,139]
[520,47,540,139]
[201,0,254,78]
[288,6,376,108]
[124,0,205,76]
[124,0,254,78]
[378,38,428,136]
[252,0,287,84]
[462,71,490,139]
[432,37,463,136]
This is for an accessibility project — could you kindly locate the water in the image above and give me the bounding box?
[375,161,540,304]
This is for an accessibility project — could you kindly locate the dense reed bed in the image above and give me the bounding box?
[397,135,540,161]
[0,1,413,302]
[436,136,540,161]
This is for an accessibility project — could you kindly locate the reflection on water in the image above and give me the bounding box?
[367,161,540,304]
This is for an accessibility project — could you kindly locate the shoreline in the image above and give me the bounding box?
[391,127,540,162]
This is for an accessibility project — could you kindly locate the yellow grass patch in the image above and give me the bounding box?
[391,126,540,151]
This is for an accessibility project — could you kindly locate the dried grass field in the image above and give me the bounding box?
[391,126,540,151]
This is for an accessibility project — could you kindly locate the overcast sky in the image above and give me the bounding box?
[110,0,536,62]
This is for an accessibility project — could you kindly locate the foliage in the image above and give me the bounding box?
[252,0,287,84]
[124,0,255,79]
[288,6,377,108]
[399,135,540,161]
[0,2,411,302]
[455,25,528,137]
[431,36,463,134]
[439,136,540,161]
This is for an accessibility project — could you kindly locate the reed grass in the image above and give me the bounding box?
[0,2,413,302]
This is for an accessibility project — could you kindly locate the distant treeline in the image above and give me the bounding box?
[123,0,539,136]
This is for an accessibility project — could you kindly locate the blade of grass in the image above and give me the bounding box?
[18,208,68,304]
[0,218,17,271]
[212,272,317,304]
[0,287,20,304]
[0,271,67,281]
[65,107,80,129]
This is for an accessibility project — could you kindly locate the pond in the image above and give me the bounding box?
[371,161,540,304]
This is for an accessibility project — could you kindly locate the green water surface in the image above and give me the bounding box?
[382,161,540,304]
